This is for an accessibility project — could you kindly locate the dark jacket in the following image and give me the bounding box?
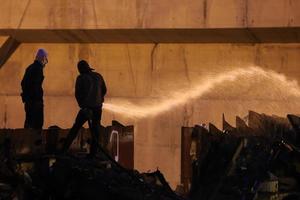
[21,60,44,103]
[75,71,107,108]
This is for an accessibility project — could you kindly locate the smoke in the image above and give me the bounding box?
[103,66,300,119]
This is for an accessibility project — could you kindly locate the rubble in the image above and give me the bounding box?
[1,112,300,200]
[0,142,185,199]
[183,111,300,200]
[0,122,185,200]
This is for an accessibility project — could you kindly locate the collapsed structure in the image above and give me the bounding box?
[0,111,299,200]
[0,121,184,200]
[182,111,300,200]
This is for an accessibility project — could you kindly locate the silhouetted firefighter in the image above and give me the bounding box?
[62,60,107,156]
[21,49,48,130]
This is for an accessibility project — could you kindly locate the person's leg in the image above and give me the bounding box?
[89,107,102,155]
[32,101,44,130]
[24,102,33,128]
[62,110,87,153]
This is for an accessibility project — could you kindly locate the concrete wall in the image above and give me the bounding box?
[1,43,300,188]
[0,0,299,29]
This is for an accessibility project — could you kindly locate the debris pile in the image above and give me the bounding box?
[1,112,300,200]
[0,146,185,199]
[0,126,184,200]
[184,111,300,200]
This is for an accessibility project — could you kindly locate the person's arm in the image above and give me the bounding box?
[21,68,30,102]
[102,76,107,97]
[30,66,44,101]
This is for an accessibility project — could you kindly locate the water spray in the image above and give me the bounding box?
[103,66,300,119]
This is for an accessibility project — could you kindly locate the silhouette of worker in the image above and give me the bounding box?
[62,60,107,156]
[21,49,48,130]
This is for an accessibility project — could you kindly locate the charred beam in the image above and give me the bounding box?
[0,36,20,69]
[222,113,235,132]
[0,28,300,43]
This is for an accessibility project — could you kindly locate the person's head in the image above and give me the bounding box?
[35,49,48,66]
[77,60,94,74]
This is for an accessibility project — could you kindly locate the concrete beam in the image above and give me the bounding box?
[0,36,9,46]
[0,37,21,69]
[0,28,300,43]
[0,27,299,70]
